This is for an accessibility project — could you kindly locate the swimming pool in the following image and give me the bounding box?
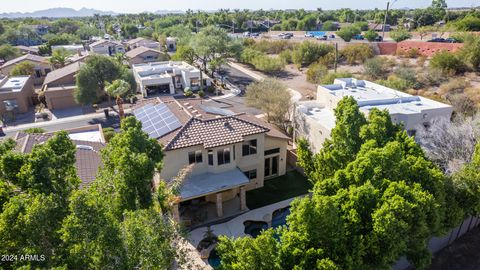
[208,248,221,268]
[271,206,291,228]
[243,220,269,238]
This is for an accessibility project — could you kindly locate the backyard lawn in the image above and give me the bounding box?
[246,170,312,210]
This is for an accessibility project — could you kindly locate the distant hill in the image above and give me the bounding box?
[155,10,184,14]
[0,8,117,18]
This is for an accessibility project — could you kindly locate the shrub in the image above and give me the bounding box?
[279,49,293,64]
[337,26,361,42]
[364,29,378,42]
[455,16,480,31]
[394,67,420,89]
[417,68,446,87]
[390,28,412,42]
[340,44,374,65]
[198,90,205,98]
[251,40,294,54]
[24,127,46,134]
[363,57,388,80]
[458,34,480,71]
[353,21,369,31]
[102,127,116,142]
[429,51,465,75]
[398,48,420,58]
[241,48,285,73]
[291,41,334,67]
[437,78,469,96]
[184,88,193,97]
[417,56,427,67]
[317,52,336,68]
[320,71,353,84]
[306,62,328,84]
[376,75,411,91]
[206,85,216,93]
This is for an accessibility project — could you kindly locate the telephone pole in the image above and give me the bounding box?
[382,1,390,39]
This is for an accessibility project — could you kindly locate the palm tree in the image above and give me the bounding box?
[105,79,131,119]
[49,48,72,69]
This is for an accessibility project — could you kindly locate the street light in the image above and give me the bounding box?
[382,0,398,39]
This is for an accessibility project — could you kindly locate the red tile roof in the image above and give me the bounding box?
[164,116,270,151]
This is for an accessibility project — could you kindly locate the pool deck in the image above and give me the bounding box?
[189,196,304,247]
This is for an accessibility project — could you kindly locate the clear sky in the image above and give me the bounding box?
[1,0,478,13]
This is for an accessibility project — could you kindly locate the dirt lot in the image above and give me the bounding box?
[428,226,480,270]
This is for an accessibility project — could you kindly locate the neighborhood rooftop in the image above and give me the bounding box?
[0,76,29,93]
[1,54,47,68]
[320,78,452,115]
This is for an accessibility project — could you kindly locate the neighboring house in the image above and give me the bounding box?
[125,46,163,65]
[0,75,35,114]
[42,62,83,110]
[13,125,105,187]
[15,45,39,55]
[88,39,125,56]
[166,37,177,52]
[132,61,212,96]
[0,54,52,85]
[368,23,391,32]
[125,37,160,50]
[133,98,289,222]
[295,78,453,153]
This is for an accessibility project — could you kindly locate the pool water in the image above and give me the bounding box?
[208,248,221,268]
[243,221,269,238]
[271,207,291,228]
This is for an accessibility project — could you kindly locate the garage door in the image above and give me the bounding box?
[48,95,78,110]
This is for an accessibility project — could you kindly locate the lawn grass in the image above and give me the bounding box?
[246,170,312,210]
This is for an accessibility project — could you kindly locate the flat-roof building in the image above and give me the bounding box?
[295,78,453,153]
[0,75,34,114]
[132,61,212,97]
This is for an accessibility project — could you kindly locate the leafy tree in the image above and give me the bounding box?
[245,78,292,131]
[220,97,461,270]
[390,28,412,42]
[0,44,19,61]
[94,116,164,216]
[171,45,196,64]
[321,21,338,31]
[452,142,480,216]
[455,15,480,31]
[76,25,102,40]
[49,48,72,69]
[459,34,480,71]
[74,55,122,105]
[10,61,35,76]
[336,26,361,42]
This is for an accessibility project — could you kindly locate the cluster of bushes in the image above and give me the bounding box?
[249,39,294,54]
[291,41,333,67]
[336,26,361,42]
[340,44,375,65]
[390,28,412,42]
[240,48,285,73]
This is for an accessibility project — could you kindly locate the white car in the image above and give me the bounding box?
[305,33,314,38]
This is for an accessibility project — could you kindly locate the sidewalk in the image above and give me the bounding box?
[227,62,302,103]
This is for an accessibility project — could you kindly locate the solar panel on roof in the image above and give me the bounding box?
[133,103,183,139]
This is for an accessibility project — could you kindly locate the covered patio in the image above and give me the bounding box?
[172,168,250,227]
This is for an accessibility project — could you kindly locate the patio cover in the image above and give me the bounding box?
[180,168,250,200]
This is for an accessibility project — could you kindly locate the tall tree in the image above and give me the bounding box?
[105,79,131,118]
[74,55,122,106]
[49,48,72,69]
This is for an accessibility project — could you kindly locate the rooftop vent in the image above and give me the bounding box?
[76,145,94,151]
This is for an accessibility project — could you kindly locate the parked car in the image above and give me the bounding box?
[243,32,251,37]
[428,38,446,43]
[445,37,459,43]
[305,33,314,38]
[329,34,336,39]
[353,34,364,40]
[374,36,383,42]
[316,35,328,40]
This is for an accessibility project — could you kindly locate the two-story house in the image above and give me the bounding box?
[125,46,164,66]
[133,98,289,223]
